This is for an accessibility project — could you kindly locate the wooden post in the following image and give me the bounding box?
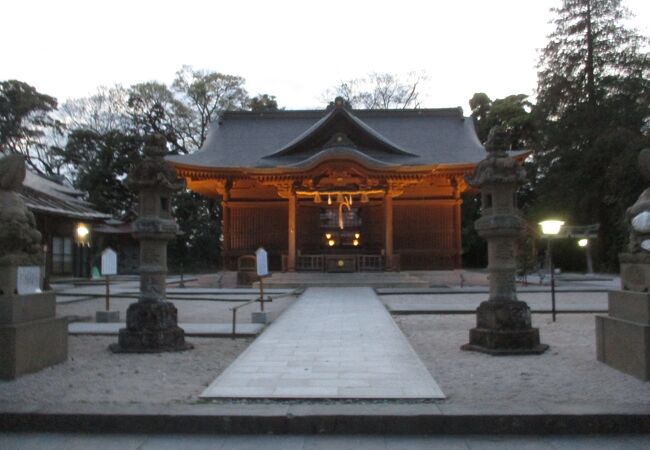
[453,185,463,269]
[105,275,110,311]
[384,193,394,270]
[259,277,265,312]
[221,198,230,269]
[288,192,297,272]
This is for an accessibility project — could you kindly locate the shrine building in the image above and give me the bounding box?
[167,98,488,272]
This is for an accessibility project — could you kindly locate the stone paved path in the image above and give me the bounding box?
[201,287,444,399]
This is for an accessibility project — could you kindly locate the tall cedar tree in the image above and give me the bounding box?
[534,0,650,270]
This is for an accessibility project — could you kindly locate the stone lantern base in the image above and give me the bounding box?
[461,300,549,355]
[109,301,192,353]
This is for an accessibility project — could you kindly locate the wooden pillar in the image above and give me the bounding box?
[287,191,297,272]
[384,193,394,270]
[453,179,463,268]
[220,185,231,270]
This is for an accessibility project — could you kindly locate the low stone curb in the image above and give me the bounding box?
[1,403,648,435]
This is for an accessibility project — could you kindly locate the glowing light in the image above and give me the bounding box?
[353,239,359,246]
[325,233,332,240]
[328,239,336,247]
[314,192,322,203]
[354,233,360,239]
[578,238,588,247]
[76,225,89,238]
[327,194,332,205]
[539,220,564,235]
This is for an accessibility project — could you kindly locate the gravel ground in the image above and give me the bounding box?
[395,313,650,405]
[0,336,252,405]
[1,288,648,407]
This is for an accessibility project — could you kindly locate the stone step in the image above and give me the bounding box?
[257,272,431,289]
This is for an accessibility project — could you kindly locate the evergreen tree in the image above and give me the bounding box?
[534,0,650,270]
[0,80,64,175]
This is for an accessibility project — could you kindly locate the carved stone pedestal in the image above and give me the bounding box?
[0,290,68,379]
[0,154,67,379]
[110,302,191,353]
[462,300,548,355]
[596,255,650,380]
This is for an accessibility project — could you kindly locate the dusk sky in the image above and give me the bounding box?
[2,0,648,114]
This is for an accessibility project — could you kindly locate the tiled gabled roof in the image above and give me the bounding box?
[167,103,487,171]
[20,171,111,221]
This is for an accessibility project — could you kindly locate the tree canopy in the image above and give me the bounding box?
[0,80,64,175]
[324,72,427,109]
[50,67,280,269]
[532,0,650,269]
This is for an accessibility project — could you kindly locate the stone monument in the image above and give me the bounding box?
[461,127,548,355]
[0,154,67,379]
[596,148,650,380]
[110,135,192,353]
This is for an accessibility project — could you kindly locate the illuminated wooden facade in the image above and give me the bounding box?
[168,98,486,271]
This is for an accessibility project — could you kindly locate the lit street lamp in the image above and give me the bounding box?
[540,220,564,322]
[578,238,594,274]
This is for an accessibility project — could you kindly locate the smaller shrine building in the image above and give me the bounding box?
[168,98,490,272]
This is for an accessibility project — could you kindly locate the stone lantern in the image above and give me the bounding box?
[110,135,192,353]
[596,148,650,380]
[461,127,548,355]
[0,154,67,378]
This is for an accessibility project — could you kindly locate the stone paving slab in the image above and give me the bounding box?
[201,287,444,399]
[68,322,263,337]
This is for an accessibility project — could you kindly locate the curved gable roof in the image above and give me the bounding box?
[266,102,418,159]
[167,103,487,171]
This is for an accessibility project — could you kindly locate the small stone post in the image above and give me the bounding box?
[596,148,650,380]
[461,127,548,355]
[110,135,192,353]
[0,154,67,379]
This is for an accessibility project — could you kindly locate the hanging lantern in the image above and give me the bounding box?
[348,195,353,205]
[361,192,369,203]
[314,192,322,203]
[327,194,332,205]
[328,239,336,247]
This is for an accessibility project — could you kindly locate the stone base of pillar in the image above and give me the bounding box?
[595,289,650,380]
[461,300,549,355]
[110,301,192,353]
[0,291,68,379]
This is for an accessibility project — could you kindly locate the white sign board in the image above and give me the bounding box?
[101,248,118,276]
[17,266,41,295]
[255,247,269,277]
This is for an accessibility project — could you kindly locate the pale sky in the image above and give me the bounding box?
[2,0,648,114]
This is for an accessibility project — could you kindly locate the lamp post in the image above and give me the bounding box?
[540,220,564,322]
[578,238,594,274]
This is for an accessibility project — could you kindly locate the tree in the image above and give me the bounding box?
[534,0,650,270]
[171,66,249,151]
[323,72,427,109]
[249,94,279,112]
[61,85,131,134]
[127,81,190,154]
[60,129,142,217]
[469,93,536,149]
[0,80,64,175]
[469,93,492,142]
[57,66,276,269]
